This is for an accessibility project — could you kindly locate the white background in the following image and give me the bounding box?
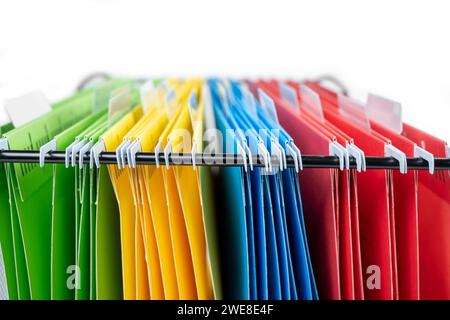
[0,0,449,142]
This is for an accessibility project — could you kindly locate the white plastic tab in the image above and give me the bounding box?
[337,142,350,170]
[338,94,371,132]
[243,90,258,117]
[188,91,199,130]
[281,144,287,170]
[4,91,51,127]
[155,139,163,168]
[164,142,172,170]
[330,141,348,170]
[89,147,95,169]
[71,139,87,167]
[165,89,178,119]
[129,140,142,168]
[237,142,248,172]
[342,145,350,170]
[0,138,8,151]
[92,140,106,168]
[39,139,56,167]
[347,143,364,172]
[292,142,303,171]
[279,82,300,112]
[242,143,253,171]
[385,143,407,174]
[65,140,78,168]
[275,139,287,170]
[218,82,230,109]
[140,80,155,112]
[235,129,250,172]
[258,89,279,124]
[300,84,324,122]
[268,130,286,170]
[347,143,366,172]
[79,140,93,168]
[257,141,272,173]
[446,143,450,158]
[109,87,131,121]
[286,141,303,172]
[115,141,126,169]
[120,140,131,169]
[270,139,284,171]
[125,141,135,168]
[202,83,218,132]
[286,144,298,172]
[414,144,434,174]
[366,93,403,134]
[89,141,98,169]
[359,146,367,172]
[329,141,345,171]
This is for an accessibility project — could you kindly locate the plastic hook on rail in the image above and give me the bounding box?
[125,141,135,168]
[242,142,253,171]
[65,140,78,168]
[154,139,162,168]
[291,142,303,171]
[71,139,87,167]
[270,139,284,171]
[237,142,248,172]
[164,141,172,170]
[128,140,142,168]
[92,139,106,168]
[120,140,131,169]
[329,141,346,171]
[115,141,127,169]
[39,139,56,168]
[414,144,435,174]
[79,140,94,168]
[347,142,366,172]
[257,141,272,173]
[385,143,407,174]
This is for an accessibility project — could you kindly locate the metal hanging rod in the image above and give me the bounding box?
[1,150,450,170]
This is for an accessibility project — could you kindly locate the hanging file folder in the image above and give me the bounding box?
[0,75,449,302]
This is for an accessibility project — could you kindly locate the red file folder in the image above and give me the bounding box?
[401,124,450,299]
[368,121,419,300]
[288,81,396,300]
[304,81,450,300]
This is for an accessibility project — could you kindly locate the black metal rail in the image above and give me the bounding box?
[1,150,450,170]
